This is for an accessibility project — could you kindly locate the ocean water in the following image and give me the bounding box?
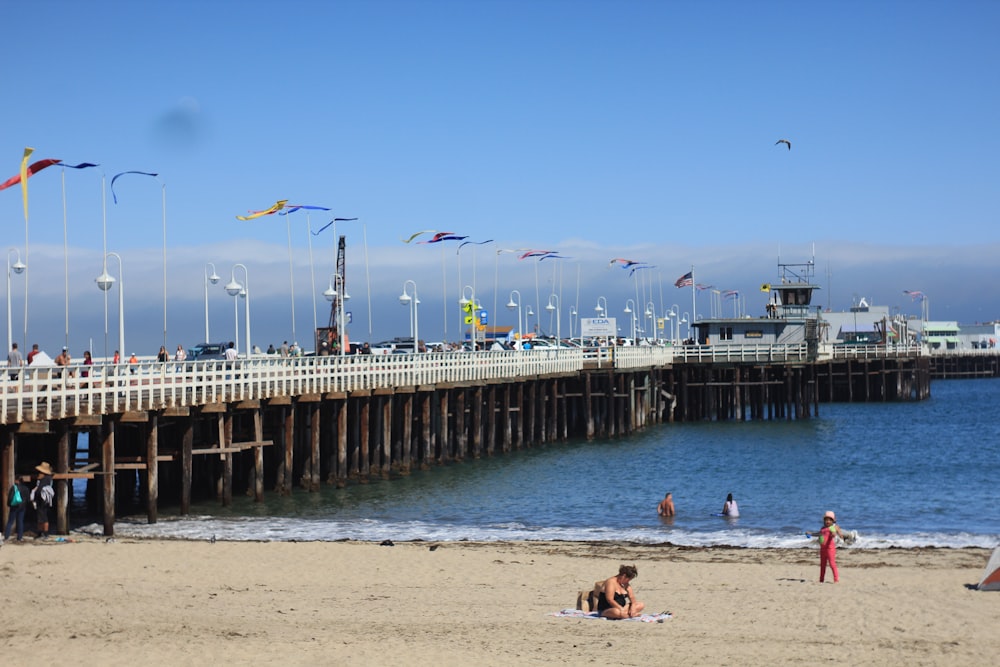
[82,378,1000,549]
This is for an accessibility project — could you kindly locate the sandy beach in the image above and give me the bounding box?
[1,538,997,665]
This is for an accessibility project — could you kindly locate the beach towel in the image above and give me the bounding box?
[550,609,672,623]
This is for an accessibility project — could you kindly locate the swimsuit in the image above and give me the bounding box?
[597,589,630,612]
[819,524,841,582]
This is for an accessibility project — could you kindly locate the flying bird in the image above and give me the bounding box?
[775,139,791,150]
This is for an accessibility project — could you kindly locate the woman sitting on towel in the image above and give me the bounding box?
[597,564,645,619]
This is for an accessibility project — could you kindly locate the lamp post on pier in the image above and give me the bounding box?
[96,252,125,363]
[545,293,561,351]
[204,262,220,343]
[506,290,523,349]
[7,248,26,353]
[644,301,657,344]
[624,299,636,345]
[399,280,419,352]
[669,303,680,344]
[225,264,251,358]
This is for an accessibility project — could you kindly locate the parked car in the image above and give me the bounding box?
[186,343,229,361]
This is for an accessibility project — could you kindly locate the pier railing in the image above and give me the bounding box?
[670,343,809,363]
[2,342,943,424]
[2,350,588,424]
[823,343,924,360]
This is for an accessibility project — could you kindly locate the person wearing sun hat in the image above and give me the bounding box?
[818,510,848,583]
[30,462,55,539]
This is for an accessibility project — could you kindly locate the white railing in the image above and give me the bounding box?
[611,346,674,369]
[670,343,810,363]
[1,350,586,424]
[822,343,924,360]
[2,342,947,424]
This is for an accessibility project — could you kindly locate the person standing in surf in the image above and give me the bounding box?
[722,493,739,517]
[818,510,848,583]
[657,491,675,517]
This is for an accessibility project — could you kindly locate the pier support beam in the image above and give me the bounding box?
[146,413,159,524]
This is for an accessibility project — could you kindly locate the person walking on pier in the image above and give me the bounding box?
[54,347,71,378]
[26,343,39,365]
[4,478,29,542]
[7,342,23,381]
[30,462,54,539]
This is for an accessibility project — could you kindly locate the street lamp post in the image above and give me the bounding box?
[96,252,125,363]
[681,312,690,342]
[545,293,561,350]
[645,301,656,344]
[569,306,577,340]
[204,262,220,343]
[624,299,636,345]
[669,303,680,344]
[595,296,608,345]
[7,248,26,353]
[400,280,419,352]
[226,264,251,358]
[506,289,522,349]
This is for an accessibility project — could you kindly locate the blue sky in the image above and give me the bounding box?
[3,1,999,355]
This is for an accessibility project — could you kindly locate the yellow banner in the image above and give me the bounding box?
[20,147,33,222]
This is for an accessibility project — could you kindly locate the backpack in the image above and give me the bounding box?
[10,484,22,507]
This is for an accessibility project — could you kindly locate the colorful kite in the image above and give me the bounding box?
[60,162,100,169]
[312,217,359,235]
[609,258,641,269]
[0,156,62,192]
[401,230,436,243]
[110,170,159,204]
[235,199,287,220]
[279,204,331,215]
[457,239,494,253]
[418,232,467,244]
[628,263,655,276]
[519,250,558,260]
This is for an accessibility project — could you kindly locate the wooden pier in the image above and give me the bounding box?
[1,343,935,536]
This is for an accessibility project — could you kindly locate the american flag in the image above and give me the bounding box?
[674,271,693,288]
[903,290,926,302]
[723,290,740,299]
[695,283,714,291]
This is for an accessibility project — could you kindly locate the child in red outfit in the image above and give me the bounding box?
[819,510,847,583]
